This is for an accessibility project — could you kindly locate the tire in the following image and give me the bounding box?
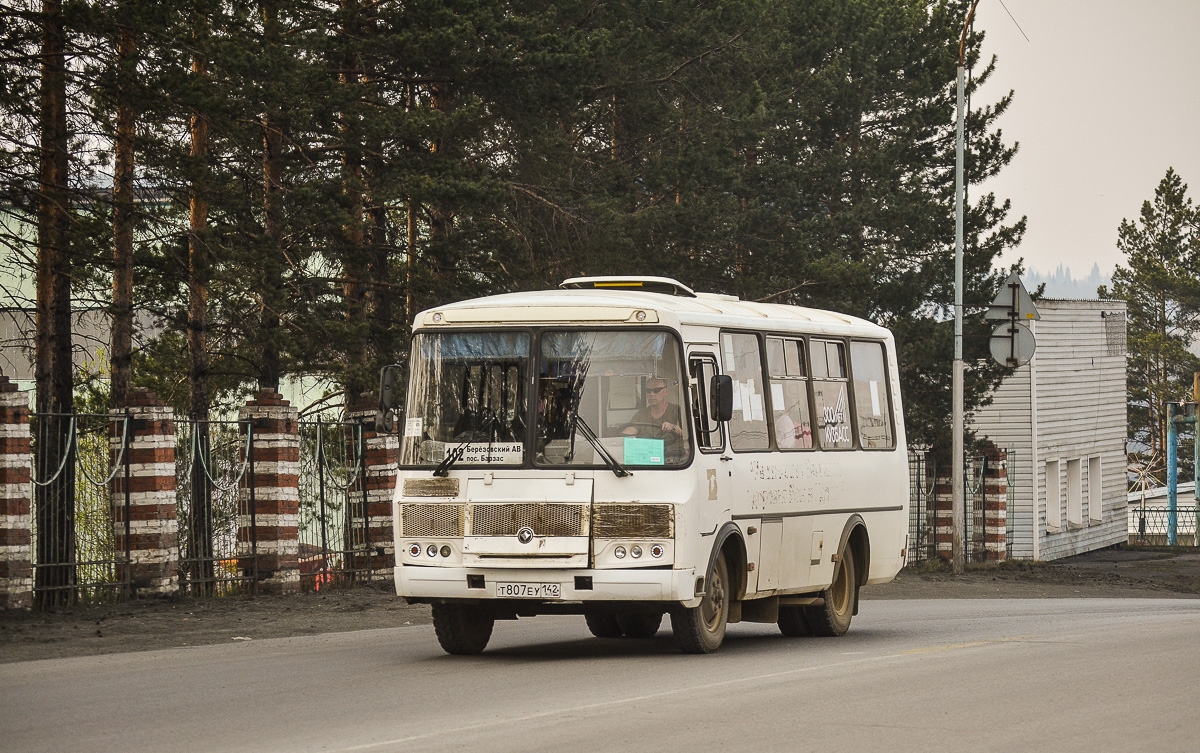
[777,605,813,637]
[585,613,624,638]
[617,612,662,639]
[431,602,495,655]
[670,552,729,654]
[805,545,857,637]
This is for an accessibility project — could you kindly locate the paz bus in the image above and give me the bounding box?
[376,276,909,654]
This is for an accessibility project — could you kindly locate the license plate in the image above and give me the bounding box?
[495,582,561,599]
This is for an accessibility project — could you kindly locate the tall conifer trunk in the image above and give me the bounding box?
[110,15,136,407]
[340,0,367,399]
[259,0,283,391]
[35,0,75,607]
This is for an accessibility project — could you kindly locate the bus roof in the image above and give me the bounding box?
[414,277,890,338]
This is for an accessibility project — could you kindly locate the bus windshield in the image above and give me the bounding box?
[400,329,690,469]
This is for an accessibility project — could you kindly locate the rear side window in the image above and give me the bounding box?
[850,341,894,448]
[721,332,769,451]
[811,339,853,449]
[766,337,813,449]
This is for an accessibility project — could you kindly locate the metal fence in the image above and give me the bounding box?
[907,448,1010,565]
[25,408,385,606]
[297,417,373,591]
[29,412,131,606]
[1127,505,1200,546]
[174,414,380,596]
[176,419,255,596]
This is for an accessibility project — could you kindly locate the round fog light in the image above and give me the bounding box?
[440,545,451,558]
[426,544,438,558]
[614,546,627,559]
[651,544,664,558]
[631,545,643,558]
[409,543,421,557]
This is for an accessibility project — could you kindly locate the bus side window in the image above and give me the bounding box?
[811,339,854,449]
[720,332,770,451]
[850,341,894,448]
[689,355,724,452]
[766,337,814,449]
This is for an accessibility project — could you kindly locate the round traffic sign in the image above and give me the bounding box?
[989,322,1036,367]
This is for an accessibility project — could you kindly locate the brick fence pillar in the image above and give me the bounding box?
[932,478,954,561]
[110,389,179,594]
[982,445,1008,562]
[0,374,32,609]
[346,395,396,581]
[239,390,299,595]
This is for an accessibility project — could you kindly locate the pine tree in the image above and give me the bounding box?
[1102,167,1200,481]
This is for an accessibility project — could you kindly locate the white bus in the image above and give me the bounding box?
[378,276,909,654]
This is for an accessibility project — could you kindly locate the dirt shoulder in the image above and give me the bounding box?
[3,547,1198,664]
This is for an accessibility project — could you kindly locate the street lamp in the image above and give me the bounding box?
[952,0,981,574]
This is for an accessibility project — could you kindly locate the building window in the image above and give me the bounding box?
[1045,459,1062,531]
[1066,458,1083,527]
[1088,456,1104,523]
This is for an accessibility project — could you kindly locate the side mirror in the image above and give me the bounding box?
[376,364,402,433]
[710,374,733,423]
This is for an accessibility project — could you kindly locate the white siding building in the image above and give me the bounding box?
[971,299,1128,560]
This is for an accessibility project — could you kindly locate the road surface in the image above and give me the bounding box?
[2,598,1196,753]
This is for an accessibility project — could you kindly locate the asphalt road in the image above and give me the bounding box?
[2,598,1197,753]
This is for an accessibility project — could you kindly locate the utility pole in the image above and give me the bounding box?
[952,0,981,574]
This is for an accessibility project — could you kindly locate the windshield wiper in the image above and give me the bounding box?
[433,413,497,477]
[571,413,631,478]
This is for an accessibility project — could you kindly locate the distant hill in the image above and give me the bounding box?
[1023,263,1111,300]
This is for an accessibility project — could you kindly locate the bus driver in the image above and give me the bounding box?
[622,376,686,453]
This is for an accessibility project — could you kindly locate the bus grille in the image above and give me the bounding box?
[400,504,464,537]
[592,504,674,538]
[469,504,588,537]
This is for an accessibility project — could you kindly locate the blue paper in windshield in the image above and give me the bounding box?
[623,437,665,465]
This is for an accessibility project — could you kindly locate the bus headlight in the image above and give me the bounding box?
[631,546,643,559]
[651,544,664,558]
[614,546,627,559]
[409,543,421,557]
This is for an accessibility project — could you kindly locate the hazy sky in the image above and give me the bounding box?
[977,0,1200,278]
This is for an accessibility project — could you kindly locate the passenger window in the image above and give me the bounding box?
[811,339,853,449]
[766,337,813,449]
[689,355,724,452]
[850,341,894,448]
[720,332,769,451]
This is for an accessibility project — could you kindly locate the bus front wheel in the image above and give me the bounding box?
[671,552,729,653]
[432,602,495,655]
[617,611,662,639]
[584,613,623,638]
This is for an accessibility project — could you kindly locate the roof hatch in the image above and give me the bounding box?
[559,276,697,297]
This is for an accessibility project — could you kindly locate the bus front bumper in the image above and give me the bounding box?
[395,565,701,607]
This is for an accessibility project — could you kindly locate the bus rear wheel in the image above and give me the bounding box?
[777,605,813,637]
[670,552,729,653]
[805,545,857,637]
[432,602,495,655]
